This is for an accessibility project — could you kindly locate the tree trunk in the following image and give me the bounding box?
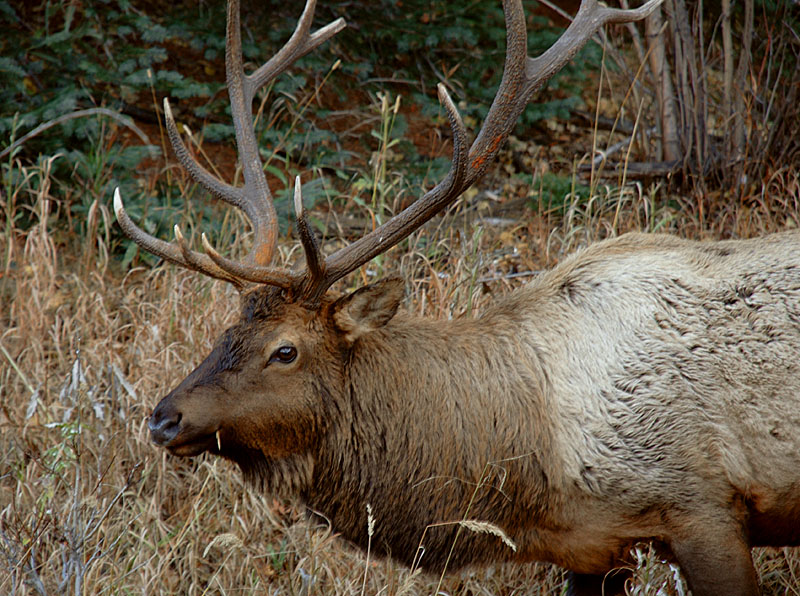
[645,6,682,163]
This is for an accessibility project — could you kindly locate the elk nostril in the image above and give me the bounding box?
[148,410,181,432]
[149,405,182,445]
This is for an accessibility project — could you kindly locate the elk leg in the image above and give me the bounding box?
[668,522,759,596]
[566,569,630,596]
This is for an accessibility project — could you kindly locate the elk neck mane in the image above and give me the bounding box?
[306,292,562,568]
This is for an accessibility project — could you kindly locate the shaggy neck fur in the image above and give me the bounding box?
[305,305,557,571]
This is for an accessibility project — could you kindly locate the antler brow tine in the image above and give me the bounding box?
[114,188,243,286]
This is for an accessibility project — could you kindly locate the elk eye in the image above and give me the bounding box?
[269,345,297,365]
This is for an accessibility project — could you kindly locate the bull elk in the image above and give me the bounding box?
[114,0,800,594]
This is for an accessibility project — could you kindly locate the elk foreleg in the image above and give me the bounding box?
[668,516,759,596]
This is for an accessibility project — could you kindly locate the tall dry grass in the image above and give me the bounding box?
[3,102,800,595]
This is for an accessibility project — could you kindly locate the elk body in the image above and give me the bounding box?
[114,1,800,594]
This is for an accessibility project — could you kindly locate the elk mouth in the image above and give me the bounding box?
[164,433,218,457]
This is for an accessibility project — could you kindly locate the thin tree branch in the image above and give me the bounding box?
[1,108,154,160]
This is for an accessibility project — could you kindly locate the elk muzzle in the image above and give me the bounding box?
[148,393,219,457]
[149,398,182,446]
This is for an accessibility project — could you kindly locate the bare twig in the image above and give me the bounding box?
[0,108,154,160]
[591,126,658,166]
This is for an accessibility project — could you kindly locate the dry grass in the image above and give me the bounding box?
[3,105,800,595]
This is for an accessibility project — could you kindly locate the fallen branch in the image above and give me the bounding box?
[580,159,679,178]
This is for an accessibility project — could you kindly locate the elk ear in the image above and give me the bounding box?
[333,277,404,342]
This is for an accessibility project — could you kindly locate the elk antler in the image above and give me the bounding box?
[296,0,664,304]
[114,0,345,290]
[115,0,663,301]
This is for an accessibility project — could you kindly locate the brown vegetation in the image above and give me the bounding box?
[3,143,800,596]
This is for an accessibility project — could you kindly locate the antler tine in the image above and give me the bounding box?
[200,233,300,290]
[248,1,347,94]
[113,188,243,288]
[299,83,469,303]
[520,0,664,99]
[297,0,663,303]
[293,177,326,286]
[172,224,244,285]
[162,98,246,209]
[467,0,664,180]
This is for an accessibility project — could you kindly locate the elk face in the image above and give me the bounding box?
[147,279,404,468]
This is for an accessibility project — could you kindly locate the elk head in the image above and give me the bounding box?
[115,0,663,487]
